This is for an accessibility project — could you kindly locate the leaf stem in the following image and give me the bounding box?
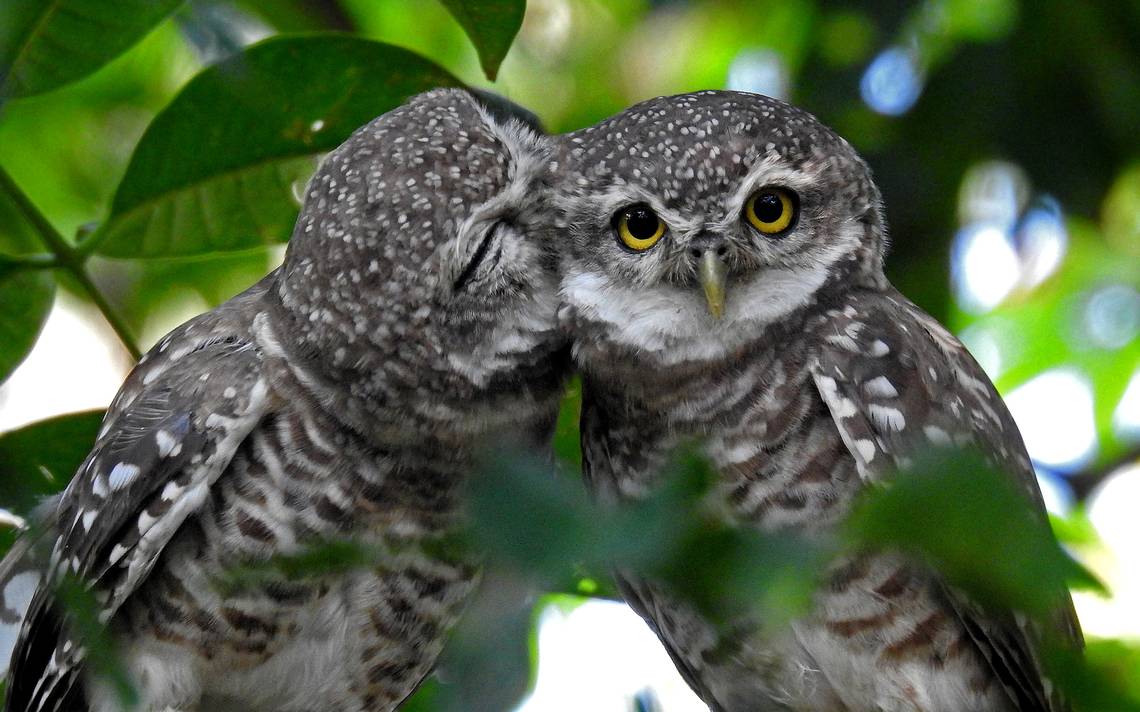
[0,164,142,360]
[67,267,142,361]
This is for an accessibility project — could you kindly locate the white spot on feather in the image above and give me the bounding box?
[868,404,906,431]
[109,544,130,565]
[816,375,838,394]
[832,396,858,419]
[825,333,860,352]
[0,571,40,675]
[924,425,952,445]
[160,480,184,502]
[854,439,877,462]
[155,430,177,458]
[81,509,97,532]
[863,376,899,399]
[2,571,39,617]
[108,463,140,491]
[869,339,890,356]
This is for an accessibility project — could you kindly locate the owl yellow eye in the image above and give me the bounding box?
[614,204,666,251]
[744,188,797,235]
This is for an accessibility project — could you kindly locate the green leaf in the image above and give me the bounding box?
[398,676,441,712]
[0,0,184,101]
[846,449,1103,615]
[93,34,462,259]
[53,574,137,707]
[0,410,103,513]
[467,447,826,627]
[432,571,537,712]
[0,173,55,384]
[440,0,525,80]
[0,268,54,383]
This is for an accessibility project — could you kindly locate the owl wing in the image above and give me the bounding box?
[808,287,1080,712]
[2,289,273,711]
[580,387,741,711]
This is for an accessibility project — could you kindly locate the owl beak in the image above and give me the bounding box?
[698,251,727,319]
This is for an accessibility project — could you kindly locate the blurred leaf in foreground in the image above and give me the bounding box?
[465,444,1119,707]
[431,569,537,712]
[465,446,827,629]
[846,449,1104,618]
[1048,639,1140,712]
[49,575,137,709]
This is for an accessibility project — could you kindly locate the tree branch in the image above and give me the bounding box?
[0,164,142,360]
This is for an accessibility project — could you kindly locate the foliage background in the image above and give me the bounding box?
[0,0,1138,710]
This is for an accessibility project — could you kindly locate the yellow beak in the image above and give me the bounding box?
[699,251,727,319]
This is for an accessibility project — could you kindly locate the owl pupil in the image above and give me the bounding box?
[626,208,659,239]
[755,193,783,222]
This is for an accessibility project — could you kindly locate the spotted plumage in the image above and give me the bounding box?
[0,88,569,711]
[554,91,1080,711]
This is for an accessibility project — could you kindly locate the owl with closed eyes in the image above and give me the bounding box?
[0,89,569,712]
[554,91,1081,711]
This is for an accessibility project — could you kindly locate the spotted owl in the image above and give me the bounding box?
[554,91,1081,711]
[0,88,569,711]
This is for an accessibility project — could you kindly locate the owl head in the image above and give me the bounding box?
[271,89,568,438]
[554,91,888,363]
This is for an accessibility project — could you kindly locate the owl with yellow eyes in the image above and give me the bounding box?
[554,91,1081,711]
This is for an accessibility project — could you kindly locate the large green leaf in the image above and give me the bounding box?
[93,35,461,259]
[0,268,54,384]
[0,171,55,384]
[846,450,1103,616]
[440,0,525,80]
[0,0,184,101]
[0,410,103,515]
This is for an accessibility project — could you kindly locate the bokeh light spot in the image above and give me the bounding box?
[726,49,789,99]
[1005,369,1098,472]
[1084,284,1140,350]
[0,292,130,432]
[1016,198,1068,287]
[1077,463,1140,638]
[860,47,923,116]
[518,600,707,712]
[1114,369,1140,440]
[957,324,1004,379]
[1035,468,1074,516]
[958,161,1030,228]
[952,223,1021,313]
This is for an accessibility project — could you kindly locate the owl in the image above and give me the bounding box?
[0,88,569,711]
[554,91,1081,711]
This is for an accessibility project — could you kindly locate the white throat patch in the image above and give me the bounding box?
[561,222,861,364]
[561,264,826,364]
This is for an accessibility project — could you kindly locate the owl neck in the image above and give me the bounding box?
[254,273,442,452]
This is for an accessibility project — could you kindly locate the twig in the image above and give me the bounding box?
[1068,445,1140,501]
[0,163,142,360]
